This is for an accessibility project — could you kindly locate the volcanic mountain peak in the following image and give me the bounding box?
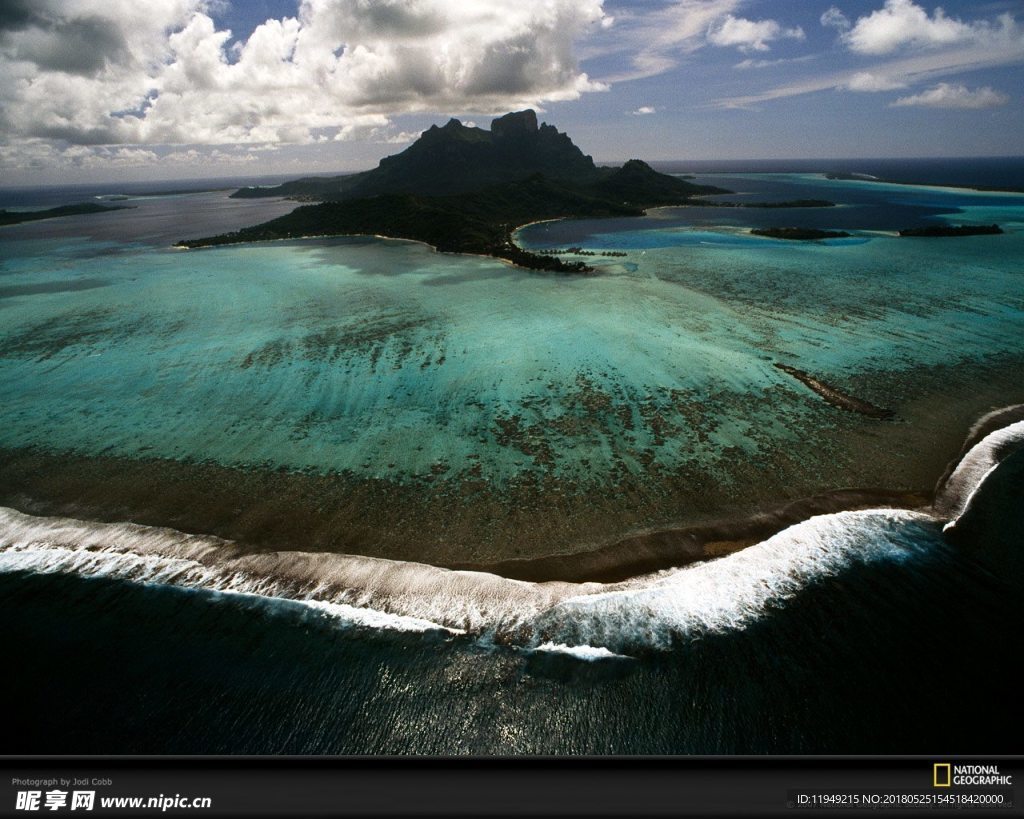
[364,109,595,196]
[200,112,730,272]
[233,109,601,201]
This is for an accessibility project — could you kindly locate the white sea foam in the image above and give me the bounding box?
[0,538,455,635]
[275,598,462,634]
[0,504,942,655]
[527,510,940,652]
[531,643,630,661]
[934,420,1024,522]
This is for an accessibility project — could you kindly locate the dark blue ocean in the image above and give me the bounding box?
[4,157,1024,210]
[1,158,1022,754]
[652,156,1024,192]
[0,535,1020,755]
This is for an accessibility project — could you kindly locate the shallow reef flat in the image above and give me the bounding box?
[2,217,1023,565]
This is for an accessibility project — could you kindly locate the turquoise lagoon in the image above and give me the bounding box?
[1,175,1023,559]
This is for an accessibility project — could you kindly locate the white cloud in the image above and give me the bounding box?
[734,55,815,70]
[717,3,1024,108]
[593,0,742,83]
[820,7,851,32]
[891,82,1009,108]
[716,40,1022,109]
[845,71,907,91]
[630,105,656,115]
[592,1,805,84]
[0,0,611,168]
[369,129,419,145]
[707,14,804,53]
[0,139,264,176]
[842,0,1016,55]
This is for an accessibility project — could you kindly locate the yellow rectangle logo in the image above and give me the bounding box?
[934,763,952,787]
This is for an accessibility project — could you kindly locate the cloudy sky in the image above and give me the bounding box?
[1,0,1022,184]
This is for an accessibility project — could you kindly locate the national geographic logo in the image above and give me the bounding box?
[934,763,1013,787]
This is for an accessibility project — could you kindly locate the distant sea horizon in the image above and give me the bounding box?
[3,155,1024,207]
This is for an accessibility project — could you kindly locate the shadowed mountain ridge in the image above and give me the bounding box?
[187,111,727,272]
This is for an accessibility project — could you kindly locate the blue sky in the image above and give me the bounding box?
[1,0,1022,183]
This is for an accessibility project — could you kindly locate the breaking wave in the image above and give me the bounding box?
[0,504,942,656]
[934,418,1024,522]
[3,410,1018,657]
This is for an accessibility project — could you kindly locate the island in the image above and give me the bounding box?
[751,227,851,241]
[0,202,129,227]
[179,110,730,272]
[898,224,1003,238]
